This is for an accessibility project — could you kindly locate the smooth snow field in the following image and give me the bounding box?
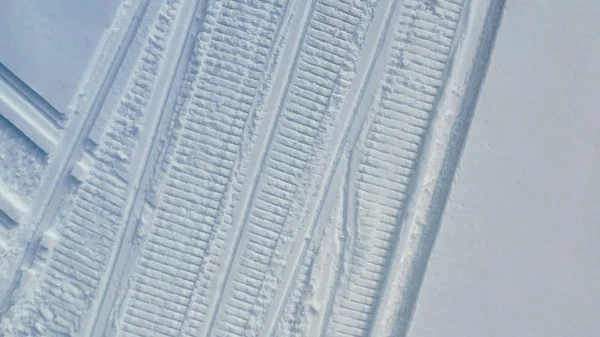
[409,1,600,336]
[0,0,592,336]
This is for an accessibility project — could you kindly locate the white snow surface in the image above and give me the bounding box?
[408,1,600,336]
[4,0,594,336]
[0,0,123,113]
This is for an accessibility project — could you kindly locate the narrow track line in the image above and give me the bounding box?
[199,1,315,335]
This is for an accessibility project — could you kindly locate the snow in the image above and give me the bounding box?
[0,78,59,154]
[39,228,60,250]
[0,184,29,226]
[3,0,594,336]
[408,1,600,336]
[0,236,6,258]
[71,154,91,183]
[0,0,123,114]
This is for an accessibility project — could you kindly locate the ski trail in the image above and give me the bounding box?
[0,0,204,335]
[369,1,507,336]
[198,0,314,335]
[259,0,399,335]
[318,1,469,336]
[203,1,385,336]
[270,0,408,334]
[198,0,313,335]
[0,0,151,314]
[99,1,297,336]
[0,1,505,336]
[0,65,61,154]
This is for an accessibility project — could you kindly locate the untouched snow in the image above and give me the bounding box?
[408,1,600,336]
[0,0,123,114]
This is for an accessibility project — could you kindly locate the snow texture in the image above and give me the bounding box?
[0,0,123,114]
[409,1,600,336]
[0,0,520,336]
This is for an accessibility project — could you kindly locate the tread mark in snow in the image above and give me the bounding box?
[0,0,201,335]
[0,0,152,315]
[320,1,467,336]
[0,0,506,336]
